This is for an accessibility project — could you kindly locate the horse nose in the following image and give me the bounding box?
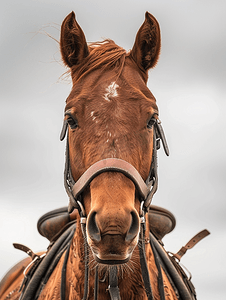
[87,211,101,242]
[125,210,140,242]
[87,209,140,243]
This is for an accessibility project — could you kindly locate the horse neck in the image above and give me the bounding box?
[65,221,87,299]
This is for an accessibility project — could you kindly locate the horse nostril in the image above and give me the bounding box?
[87,211,101,242]
[125,210,140,242]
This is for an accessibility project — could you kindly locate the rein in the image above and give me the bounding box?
[60,117,170,300]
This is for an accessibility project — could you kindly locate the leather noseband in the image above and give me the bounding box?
[71,158,152,208]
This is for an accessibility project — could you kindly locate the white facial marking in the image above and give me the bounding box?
[103,81,119,102]
[90,111,96,121]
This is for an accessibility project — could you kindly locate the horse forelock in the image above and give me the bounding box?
[70,40,127,83]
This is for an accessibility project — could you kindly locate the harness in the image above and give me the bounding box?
[14,115,209,300]
[59,116,172,300]
[60,113,169,214]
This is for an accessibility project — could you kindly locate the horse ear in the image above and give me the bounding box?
[60,12,89,68]
[129,12,161,71]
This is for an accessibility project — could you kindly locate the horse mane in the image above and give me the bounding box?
[71,40,128,81]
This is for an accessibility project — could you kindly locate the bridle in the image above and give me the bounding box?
[60,115,169,300]
[14,112,202,300]
[60,116,169,213]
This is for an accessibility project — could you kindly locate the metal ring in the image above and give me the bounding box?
[77,200,86,217]
[80,217,87,224]
[140,201,145,218]
[23,253,46,276]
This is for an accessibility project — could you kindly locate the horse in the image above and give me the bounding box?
[0,11,201,300]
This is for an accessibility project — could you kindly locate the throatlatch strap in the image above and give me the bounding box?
[108,266,121,300]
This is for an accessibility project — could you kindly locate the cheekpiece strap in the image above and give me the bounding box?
[155,120,169,156]
[60,119,68,142]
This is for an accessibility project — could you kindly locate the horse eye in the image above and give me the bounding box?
[147,117,156,129]
[67,116,78,129]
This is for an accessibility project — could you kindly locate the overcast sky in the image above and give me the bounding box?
[1,1,226,299]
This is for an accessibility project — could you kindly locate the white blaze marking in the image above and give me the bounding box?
[103,81,119,101]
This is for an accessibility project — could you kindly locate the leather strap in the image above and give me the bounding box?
[139,222,154,300]
[13,243,39,260]
[155,120,169,156]
[71,158,150,203]
[150,233,194,300]
[171,229,210,261]
[149,236,165,300]
[17,225,76,300]
[108,266,121,300]
[60,238,73,300]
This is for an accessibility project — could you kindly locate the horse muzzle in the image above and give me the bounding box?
[86,209,140,264]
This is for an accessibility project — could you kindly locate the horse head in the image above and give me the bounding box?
[60,11,161,265]
[0,11,204,300]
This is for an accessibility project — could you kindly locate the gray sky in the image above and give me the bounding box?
[1,1,225,299]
